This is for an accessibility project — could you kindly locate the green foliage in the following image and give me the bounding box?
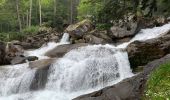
[77,0,105,21]
[22,26,39,35]
[144,62,170,100]
[0,26,39,42]
[96,23,112,30]
[0,32,24,42]
[156,0,170,17]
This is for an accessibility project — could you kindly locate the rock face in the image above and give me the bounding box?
[127,34,170,69]
[29,59,55,90]
[22,27,62,49]
[0,41,6,65]
[5,42,25,64]
[74,54,170,100]
[65,19,94,39]
[10,56,26,65]
[109,21,139,39]
[45,43,89,58]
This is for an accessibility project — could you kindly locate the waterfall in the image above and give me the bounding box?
[60,33,70,43]
[0,63,36,96]
[0,23,170,100]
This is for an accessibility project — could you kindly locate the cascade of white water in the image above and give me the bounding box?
[0,23,170,100]
[0,63,36,96]
[60,33,70,43]
[46,45,132,93]
[118,23,170,48]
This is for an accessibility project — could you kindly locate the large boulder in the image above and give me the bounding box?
[65,19,94,39]
[45,43,89,58]
[83,34,108,44]
[5,42,24,64]
[74,54,170,100]
[10,56,26,65]
[21,27,62,49]
[109,21,139,39]
[127,33,170,69]
[71,30,113,44]
[0,41,6,65]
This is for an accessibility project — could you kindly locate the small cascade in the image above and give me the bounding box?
[118,23,170,48]
[0,23,170,100]
[60,33,70,43]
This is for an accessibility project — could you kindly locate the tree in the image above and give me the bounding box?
[16,0,22,32]
[39,0,42,26]
[29,0,32,27]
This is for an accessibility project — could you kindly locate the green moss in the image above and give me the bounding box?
[144,62,170,100]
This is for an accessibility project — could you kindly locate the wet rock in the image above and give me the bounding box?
[26,56,38,61]
[83,34,107,44]
[10,56,26,65]
[45,43,89,58]
[71,30,113,44]
[21,27,62,49]
[127,33,170,69]
[74,54,170,100]
[29,59,55,90]
[29,59,55,69]
[5,42,24,64]
[89,30,112,42]
[109,20,140,39]
[20,42,40,49]
[65,19,94,39]
[0,41,6,65]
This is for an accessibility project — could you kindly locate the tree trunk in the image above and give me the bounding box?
[70,0,73,24]
[26,10,29,27]
[29,0,32,28]
[53,0,57,25]
[16,0,22,32]
[39,0,42,26]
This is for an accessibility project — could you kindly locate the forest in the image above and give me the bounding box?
[0,0,170,41]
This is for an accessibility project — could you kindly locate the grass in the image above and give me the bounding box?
[144,62,170,100]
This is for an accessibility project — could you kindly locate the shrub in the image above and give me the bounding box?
[22,26,39,36]
[0,26,39,42]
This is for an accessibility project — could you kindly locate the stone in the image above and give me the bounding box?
[5,42,24,64]
[83,34,107,44]
[26,56,38,61]
[10,56,26,65]
[29,59,55,69]
[0,41,6,65]
[109,21,139,39]
[127,33,170,69]
[65,19,94,39]
[45,43,89,58]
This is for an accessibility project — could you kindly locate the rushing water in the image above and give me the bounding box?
[0,23,170,100]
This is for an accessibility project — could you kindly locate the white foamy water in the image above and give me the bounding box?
[0,23,170,100]
[0,63,36,96]
[118,23,170,48]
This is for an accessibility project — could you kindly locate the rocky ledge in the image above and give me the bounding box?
[127,31,170,70]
